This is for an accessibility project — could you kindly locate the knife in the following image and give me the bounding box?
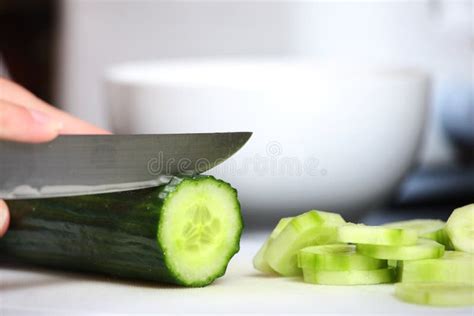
[0,132,251,199]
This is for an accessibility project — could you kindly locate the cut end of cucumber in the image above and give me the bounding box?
[158,177,243,286]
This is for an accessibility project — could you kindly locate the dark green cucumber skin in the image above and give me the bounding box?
[0,176,241,287]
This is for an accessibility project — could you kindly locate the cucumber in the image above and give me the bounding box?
[264,210,346,276]
[337,224,417,246]
[383,219,444,234]
[446,204,474,253]
[302,266,395,285]
[383,219,451,248]
[400,251,474,284]
[388,260,402,281]
[395,283,474,306]
[298,244,387,271]
[253,217,292,274]
[387,260,398,268]
[0,176,242,287]
[356,239,445,261]
[422,229,452,249]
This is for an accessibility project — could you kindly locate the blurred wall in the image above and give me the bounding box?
[56,0,297,129]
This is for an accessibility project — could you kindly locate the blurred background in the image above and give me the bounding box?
[1,0,473,227]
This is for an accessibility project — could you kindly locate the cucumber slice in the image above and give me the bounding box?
[298,244,387,271]
[253,217,292,274]
[356,239,445,260]
[400,251,474,284]
[1,176,243,287]
[337,224,417,246]
[383,219,444,234]
[422,229,453,249]
[395,283,474,306]
[302,267,395,285]
[265,210,346,276]
[446,204,474,253]
[383,219,451,247]
[385,260,404,282]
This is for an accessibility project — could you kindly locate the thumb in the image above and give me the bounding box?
[0,100,63,143]
[0,200,10,237]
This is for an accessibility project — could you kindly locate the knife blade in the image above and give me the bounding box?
[0,132,251,199]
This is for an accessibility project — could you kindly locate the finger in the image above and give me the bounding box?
[0,100,62,143]
[0,77,110,135]
[0,200,10,237]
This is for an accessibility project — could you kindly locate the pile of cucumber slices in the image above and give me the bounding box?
[253,204,474,307]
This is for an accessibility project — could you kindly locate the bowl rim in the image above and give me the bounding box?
[104,58,430,88]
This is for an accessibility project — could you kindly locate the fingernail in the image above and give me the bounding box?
[0,200,10,237]
[29,109,63,131]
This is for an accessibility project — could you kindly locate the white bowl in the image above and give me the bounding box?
[105,59,429,222]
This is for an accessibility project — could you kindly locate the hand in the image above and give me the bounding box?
[0,78,110,237]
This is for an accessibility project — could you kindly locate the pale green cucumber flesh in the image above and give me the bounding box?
[421,229,453,249]
[446,204,474,253]
[253,217,292,274]
[159,177,243,286]
[383,219,451,247]
[269,217,293,239]
[400,251,474,285]
[302,267,395,285]
[337,224,418,246]
[387,260,399,268]
[298,244,387,271]
[395,282,474,306]
[252,241,273,274]
[265,210,346,276]
[356,239,445,261]
[383,219,445,235]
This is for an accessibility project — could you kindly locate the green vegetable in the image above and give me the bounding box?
[253,217,292,274]
[387,260,399,268]
[264,210,346,276]
[297,244,387,271]
[383,219,451,248]
[253,205,474,306]
[302,267,395,285]
[0,176,243,287]
[356,239,444,261]
[400,251,474,284]
[446,204,474,253]
[395,283,474,306]
[337,224,418,246]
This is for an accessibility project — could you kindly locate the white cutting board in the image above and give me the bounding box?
[0,233,472,315]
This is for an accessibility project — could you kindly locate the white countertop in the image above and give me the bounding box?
[0,233,472,315]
